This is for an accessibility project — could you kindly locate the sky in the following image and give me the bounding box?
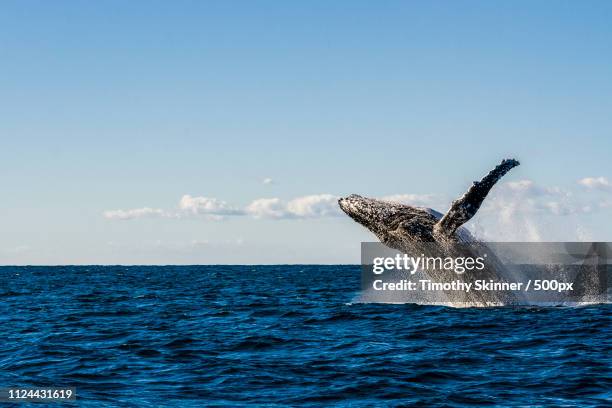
[1,1,612,264]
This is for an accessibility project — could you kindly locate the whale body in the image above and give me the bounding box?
[339,159,521,306]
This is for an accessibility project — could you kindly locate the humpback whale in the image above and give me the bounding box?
[338,158,520,247]
[340,159,608,306]
[339,158,521,306]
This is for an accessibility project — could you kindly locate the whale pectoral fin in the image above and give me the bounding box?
[434,158,520,237]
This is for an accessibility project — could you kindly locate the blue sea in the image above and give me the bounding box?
[0,266,610,407]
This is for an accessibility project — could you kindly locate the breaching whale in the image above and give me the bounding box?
[339,158,521,306]
[338,158,519,247]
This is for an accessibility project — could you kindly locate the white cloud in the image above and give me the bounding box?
[505,179,536,191]
[483,180,579,217]
[105,196,244,221]
[504,179,565,196]
[262,177,274,185]
[470,178,612,241]
[178,195,244,216]
[537,201,580,216]
[578,176,611,191]
[103,207,169,220]
[245,198,288,219]
[246,194,341,219]
[286,194,341,218]
[505,179,540,193]
[106,194,342,221]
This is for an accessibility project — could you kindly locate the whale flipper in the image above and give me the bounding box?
[434,158,520,238]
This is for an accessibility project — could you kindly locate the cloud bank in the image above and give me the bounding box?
[104,194,343,221]
[104,177,611,232]
[104,193,437,221]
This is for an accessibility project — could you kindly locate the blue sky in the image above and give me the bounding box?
[1,1,612,264]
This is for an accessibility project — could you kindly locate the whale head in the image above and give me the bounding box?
[338,194,441,245]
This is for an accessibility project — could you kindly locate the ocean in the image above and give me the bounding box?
[0,265,610,407]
